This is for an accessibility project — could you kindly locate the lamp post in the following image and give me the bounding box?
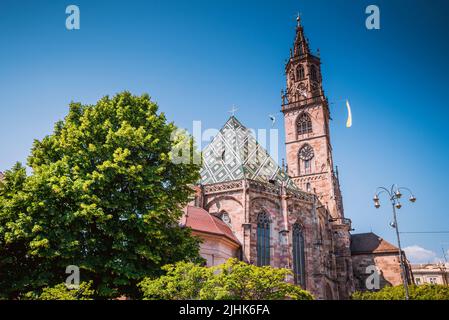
[373,185,416,300]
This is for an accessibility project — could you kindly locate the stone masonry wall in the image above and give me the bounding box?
[352,253,403,291]
[199,180,345,299]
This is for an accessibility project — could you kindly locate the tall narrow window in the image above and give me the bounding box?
[292,223,306,286]
[296,65,305,80]
[296,113,312,135]
[304,159,311,174]
[257,212,270,266]
[311,65,318,82]
[297,43,304,56]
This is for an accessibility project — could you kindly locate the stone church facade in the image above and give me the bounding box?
[182,15,413,299]
[184,17,355,300]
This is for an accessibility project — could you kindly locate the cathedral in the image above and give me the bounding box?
[182,16,406,300]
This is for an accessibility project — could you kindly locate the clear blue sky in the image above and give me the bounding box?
[1,0,449,263]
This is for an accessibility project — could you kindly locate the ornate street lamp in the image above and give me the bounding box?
[373,185,417,300]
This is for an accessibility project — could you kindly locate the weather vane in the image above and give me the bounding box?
[228,105,238,116]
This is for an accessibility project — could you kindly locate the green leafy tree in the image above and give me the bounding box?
[352,284,449,300]
[139,261,214,300]
[139,258,314,300]
[25,281,95,300]
[0,92,202,299]
[0,163,36,299]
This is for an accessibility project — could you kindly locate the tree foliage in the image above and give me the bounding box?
[25,282,95,300]
[0,92,202,299]
[139,258,314,300]
[352,284,449,300]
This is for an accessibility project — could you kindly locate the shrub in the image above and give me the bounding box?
[25,281,95,300]
[352,284,449,300]
[139,258,314,300]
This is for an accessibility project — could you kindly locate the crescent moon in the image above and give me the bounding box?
[346,100,352,128]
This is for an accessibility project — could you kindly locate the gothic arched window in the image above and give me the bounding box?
[310,65,318,82]
[299,144,314,175]
[257,211,271,266]
[296,65,305,80]
[292,223,306,286]
[296,113,312,135]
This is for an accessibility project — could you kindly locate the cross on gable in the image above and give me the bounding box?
[228,105,238,116]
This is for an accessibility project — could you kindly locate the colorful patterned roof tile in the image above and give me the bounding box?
[200,116,298,190]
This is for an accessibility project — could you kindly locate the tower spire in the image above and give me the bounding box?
[293,14,310,57]
[283,15,324,107]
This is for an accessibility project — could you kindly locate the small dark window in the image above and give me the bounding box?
[306,182,311,192]
[311,65,318,82]
[297,43,303,56]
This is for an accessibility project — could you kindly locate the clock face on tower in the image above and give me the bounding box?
[299,145,314,161]
[296,83,307,98]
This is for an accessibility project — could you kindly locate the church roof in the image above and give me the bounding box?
[200,116,298,190]
[351,232,399,255]
[183,206,240,245]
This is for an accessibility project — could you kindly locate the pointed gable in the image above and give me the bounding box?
[351,232,399,255]
[200,116,298,190]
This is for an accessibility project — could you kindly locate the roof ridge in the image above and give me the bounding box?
[208,214,241,245]
[207,211,222,234]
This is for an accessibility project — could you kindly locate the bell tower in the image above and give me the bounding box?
[281,15,343,219]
